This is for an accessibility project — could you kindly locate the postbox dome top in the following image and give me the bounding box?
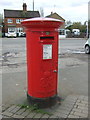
[23,17,62,22]
[21,17,64,28]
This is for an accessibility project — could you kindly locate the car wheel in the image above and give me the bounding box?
[85,45,90,54]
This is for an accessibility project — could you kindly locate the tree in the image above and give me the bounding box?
[40,7,44,17]
[71,22,82,30]
[65,20,72,27]
[66,22,87,33]
[0,14,3,25]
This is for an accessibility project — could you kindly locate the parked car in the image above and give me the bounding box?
[19,32,26,37]
[7,31,17,38]
[16,32,26,37]
[84,38,90,54]
[72,29,80,36]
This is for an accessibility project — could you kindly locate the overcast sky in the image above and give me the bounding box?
[0,0,89,23]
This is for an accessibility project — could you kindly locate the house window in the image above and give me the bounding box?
[16,28,23,32]
[16,19,23,24]
[20,19,23,22]
[8,19,13,23]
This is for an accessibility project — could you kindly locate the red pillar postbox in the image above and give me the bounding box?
[21,17,63,107]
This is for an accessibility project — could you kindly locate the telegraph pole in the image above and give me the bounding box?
[33,0,34,11]
[88,1,90,38]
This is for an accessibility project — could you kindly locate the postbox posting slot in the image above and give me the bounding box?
[40,36,54,40]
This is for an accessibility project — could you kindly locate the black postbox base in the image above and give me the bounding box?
[27,93,58,108]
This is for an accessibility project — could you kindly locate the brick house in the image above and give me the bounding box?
[46,12,65,28]
[46,12,66,38]
[4,3,40,36]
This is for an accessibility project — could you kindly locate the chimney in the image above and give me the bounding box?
[23,3,27,11]
[51,12,53,15]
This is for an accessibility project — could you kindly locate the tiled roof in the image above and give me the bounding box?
[46,12,65,21]
[4,9,40,18]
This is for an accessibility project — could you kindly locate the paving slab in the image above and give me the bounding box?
[33,113,44,118]
[12,114,24,119]
[10,106,21,114]
[26,112,37,118]
[21,109,31,117]
[15,108,26,115]
[41,114,50,118]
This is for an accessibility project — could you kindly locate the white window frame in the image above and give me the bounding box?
[16,27,23,33]
[7,19,13,23]
[16,19,23,24]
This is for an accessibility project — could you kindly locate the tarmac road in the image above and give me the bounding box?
[2,37,87,54]
[0,37,88,105]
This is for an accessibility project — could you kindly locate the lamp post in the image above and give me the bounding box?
[88,1,90,38]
